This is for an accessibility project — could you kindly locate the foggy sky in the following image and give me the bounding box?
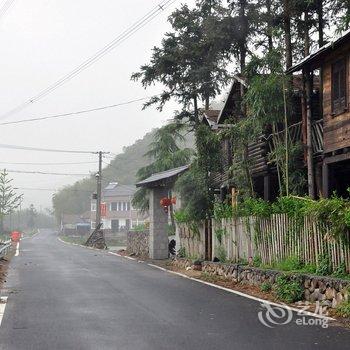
[0,0,195,209]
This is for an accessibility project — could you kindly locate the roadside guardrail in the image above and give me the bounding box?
[0,240,12,259]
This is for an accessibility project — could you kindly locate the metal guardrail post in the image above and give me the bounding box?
[0,241,12,259]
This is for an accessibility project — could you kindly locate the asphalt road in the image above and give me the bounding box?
[0,229,349,350]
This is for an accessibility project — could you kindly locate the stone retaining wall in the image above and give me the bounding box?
[172,259,349,308]
[126,230,149,257]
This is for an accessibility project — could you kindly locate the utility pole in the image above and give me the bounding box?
[95,151,103,227]
[86,150,109,249]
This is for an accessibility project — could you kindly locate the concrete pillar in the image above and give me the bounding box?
[149,187,169,259]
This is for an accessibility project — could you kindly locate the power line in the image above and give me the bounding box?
[6,169,91,176]
[0,161,96,165]
[0,143,96,154]
[0,0,177,120]
[0,0,15,22]
[0,96,155,126]
[14,187,92,192]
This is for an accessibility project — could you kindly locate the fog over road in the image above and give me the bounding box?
[0,230,349,350]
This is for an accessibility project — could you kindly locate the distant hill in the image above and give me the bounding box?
[52,128,194,220]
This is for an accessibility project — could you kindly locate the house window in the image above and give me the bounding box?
[91,221,96,229]
[91,202,96,212]
[126,202,130,211]
[111,219,119,232]
[332,59,347,114]
[110,202,118,211]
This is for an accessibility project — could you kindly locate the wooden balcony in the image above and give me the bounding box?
[212,119,324,188]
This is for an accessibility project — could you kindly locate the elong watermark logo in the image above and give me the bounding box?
[258,301,329,329]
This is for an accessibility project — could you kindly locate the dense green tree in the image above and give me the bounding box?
[132,0,232,123]
[132,123,193,212]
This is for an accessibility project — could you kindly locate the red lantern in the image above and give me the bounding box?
[160,197,176,213]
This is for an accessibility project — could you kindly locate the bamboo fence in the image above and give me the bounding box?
[212,214,350,272]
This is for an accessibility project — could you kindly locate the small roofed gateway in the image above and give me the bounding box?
[136,165,189,259]
[287,29,350,198]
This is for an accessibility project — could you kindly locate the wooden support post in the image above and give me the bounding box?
[231,187,238,208]
[264,174,270,201]
[322,161,329,198]
[304,67,315,198]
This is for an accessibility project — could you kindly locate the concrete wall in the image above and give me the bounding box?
[149,187,169,259]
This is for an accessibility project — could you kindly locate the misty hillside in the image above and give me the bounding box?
[52,128,194,220]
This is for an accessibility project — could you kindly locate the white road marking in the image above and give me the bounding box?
[15,242,19,257]
[21,229,40,240]
[124,256,136,261]
[0,296,8,327]
[108,252,121,257]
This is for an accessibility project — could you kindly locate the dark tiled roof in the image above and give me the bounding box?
[201,109,220,127]
[287,28,350,73]
[102,184,135,197]
[136,165,189,188]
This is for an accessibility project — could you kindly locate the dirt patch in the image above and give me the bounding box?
[0,251,14,290]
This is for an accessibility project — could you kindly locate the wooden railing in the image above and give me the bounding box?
[212,119,324,187]
[311,119,324,154]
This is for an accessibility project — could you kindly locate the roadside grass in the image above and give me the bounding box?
[59,234,88,245]
[0,234,10,243]
[105,238,126,247]
[335,300,350,318]
[22,230,39,238]
[254,255,350,280]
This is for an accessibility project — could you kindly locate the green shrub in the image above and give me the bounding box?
[276,256,302,271]
[332,261,347,278]
[178,247,186,258]
[253,255,262,267]
[260,282,272,292]
[216,245,227,263]
[213,202,233,220]
[275,275,303,303]
[316,253,332,276]
[130,224,146,232]
[271,196,307,217]
[215,228,226,245]
[335,301,350,318]
[236,197,271,217]
[299,263,317,274]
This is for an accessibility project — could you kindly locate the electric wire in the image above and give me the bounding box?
[0,0,177,120]
[13,187,92,192]
[0,0,15,22]
[0,161,96,165]
[0,143,97,154]
[5,169,91,176]
[0,96,156,126]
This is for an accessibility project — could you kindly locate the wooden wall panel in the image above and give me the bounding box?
[323,54,350,153]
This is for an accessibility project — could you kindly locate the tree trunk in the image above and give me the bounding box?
[304,68,315,198]
[193,95,199,125]
[317,0,324,47]
[0,216,3,233]
[283,80,289,196]
[304,10,310,57]
[266,0,273,52]
[283,0,292,70]
[205,95,210,110]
